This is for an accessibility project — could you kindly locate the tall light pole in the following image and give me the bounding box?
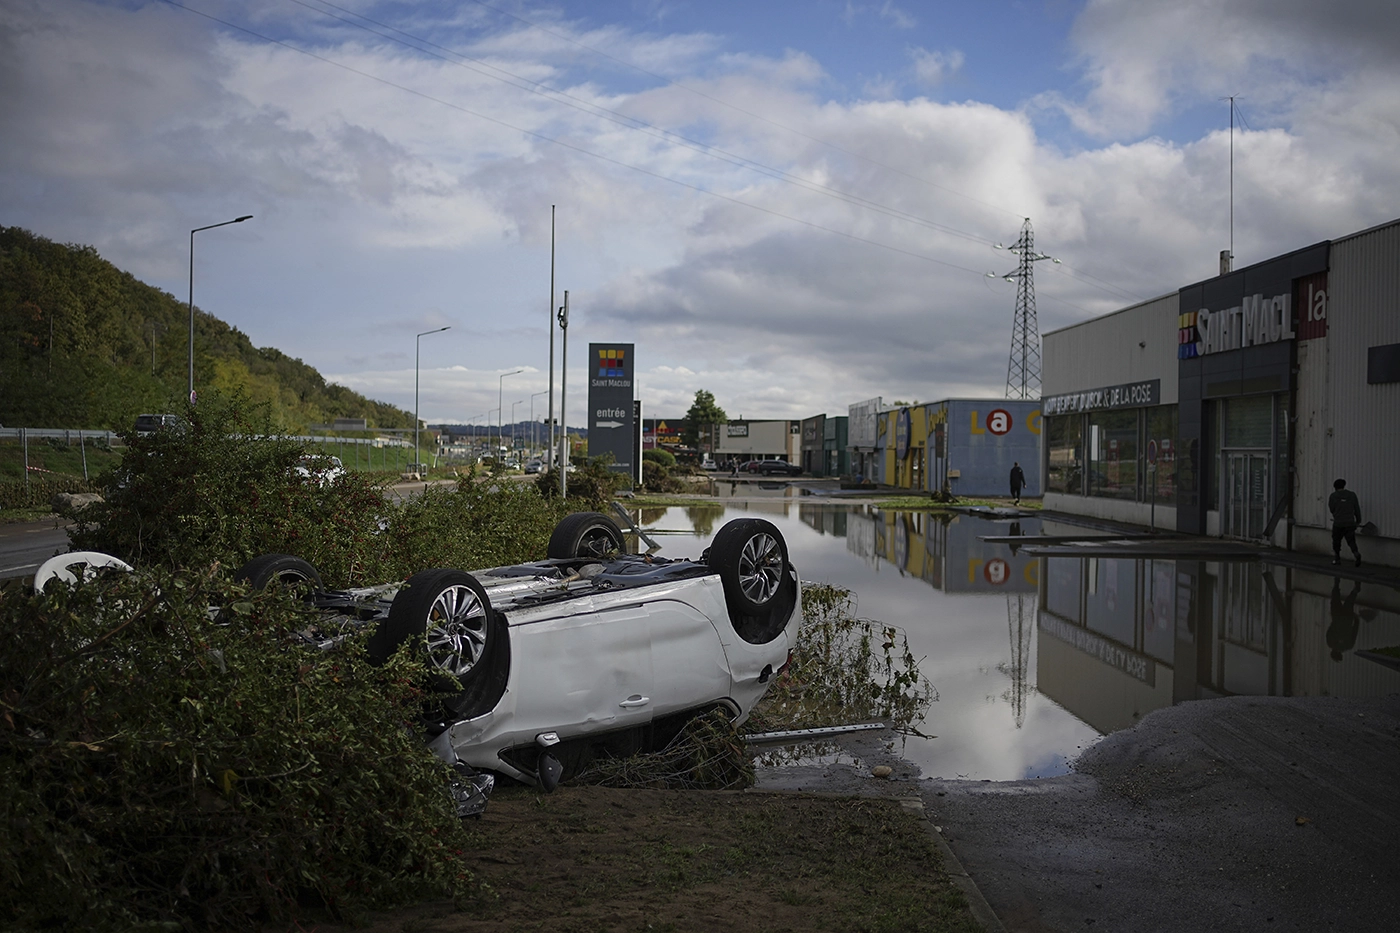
[530,389,548,458]
[548,205,557,469]
[498,369,522,458]
[415,326,451,468]
[189,214,252,403]
[511,399,523,455]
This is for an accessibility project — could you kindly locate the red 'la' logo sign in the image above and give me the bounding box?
[986,409,1012,435]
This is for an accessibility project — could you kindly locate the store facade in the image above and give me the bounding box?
[1042,293,1183,528]
[800,414,826,475]
[879,399,1041,497]
[847,397,884,482]
[1042,217,1400,567]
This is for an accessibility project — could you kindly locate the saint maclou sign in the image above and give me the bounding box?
[588,343,636,477]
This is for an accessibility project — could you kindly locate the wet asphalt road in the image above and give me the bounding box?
[0,518,70,580]
[756,694,1400,933]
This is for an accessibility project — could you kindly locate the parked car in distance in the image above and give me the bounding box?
[701,455,717,471]
[133,413,184,435]
[751,460,802,476]
[294,454,346,486]
[524,459,544,474]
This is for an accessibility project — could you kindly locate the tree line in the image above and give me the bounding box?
[0,226,414,431]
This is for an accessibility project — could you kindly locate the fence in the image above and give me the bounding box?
[0,428,423,504]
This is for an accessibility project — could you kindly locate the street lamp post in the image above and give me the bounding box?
[415,326,451,470]
[189,215,252,403]
[511,399,523,455]
[530,389,548,459]
[498,369,522,460]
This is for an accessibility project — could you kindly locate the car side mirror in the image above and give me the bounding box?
[536,732,563,793]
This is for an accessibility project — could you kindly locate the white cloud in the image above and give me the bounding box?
[3,0,1398,424]
[908,47,964,87]
[842,1,916,30]
[1048,0,1400,139]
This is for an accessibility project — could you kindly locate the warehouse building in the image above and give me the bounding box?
[1042,217,1400,567]
[876,399,1042,498]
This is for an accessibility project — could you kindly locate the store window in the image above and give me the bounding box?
[1088,409,1139,500]
[1045,415,1084,495]
[1145,405,1178,506]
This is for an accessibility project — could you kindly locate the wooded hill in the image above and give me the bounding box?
[0,226,414,432]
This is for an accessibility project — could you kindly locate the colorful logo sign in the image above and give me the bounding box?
[597,347,626,377]
[986,409,1012,435]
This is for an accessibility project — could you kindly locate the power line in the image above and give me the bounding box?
[990,218,1056,400]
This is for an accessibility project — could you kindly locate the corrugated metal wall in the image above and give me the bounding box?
[1042,293,1180,399]
[1312,221,1400,537]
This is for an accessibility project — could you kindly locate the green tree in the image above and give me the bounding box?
[681,389,727,451]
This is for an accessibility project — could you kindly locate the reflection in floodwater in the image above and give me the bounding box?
[1003,594,1032,729]
[1038,530,1400,735]
[630,504,1400,781]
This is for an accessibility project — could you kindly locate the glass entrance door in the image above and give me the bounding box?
[1224,450,1270,538]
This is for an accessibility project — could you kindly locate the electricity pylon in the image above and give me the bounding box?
[992,218,1058,400]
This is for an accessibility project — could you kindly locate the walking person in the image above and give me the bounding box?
[1328,478,1363,567]
[1009,461,1026,506]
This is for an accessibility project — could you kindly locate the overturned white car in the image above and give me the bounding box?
[41,513,801,793]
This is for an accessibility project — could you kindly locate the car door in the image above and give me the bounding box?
[645,597,731,717]
[506,600,655,743]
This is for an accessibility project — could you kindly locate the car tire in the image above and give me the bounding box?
[234,554,323,590]
[368,569,509,716]
[547,511,625,559]
[707,518,797,644]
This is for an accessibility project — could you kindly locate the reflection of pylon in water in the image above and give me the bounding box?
[1002,593,1032,728]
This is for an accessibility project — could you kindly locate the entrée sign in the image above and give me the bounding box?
[1042,379,1160,415]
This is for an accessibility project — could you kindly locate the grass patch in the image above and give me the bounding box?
[626,494,722,507]
[318,786,983,933]
[0,508,56,524]
[0,437,122,483]
[870,496,1043,510]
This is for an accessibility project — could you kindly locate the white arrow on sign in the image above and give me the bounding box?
[595,420,624,429]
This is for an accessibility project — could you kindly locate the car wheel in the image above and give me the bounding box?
[708,518,797,644]
[234,554,323,590]
[547,511,625,559]
[368,569,507,708]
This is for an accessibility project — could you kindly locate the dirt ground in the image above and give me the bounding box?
[306,784,983,933]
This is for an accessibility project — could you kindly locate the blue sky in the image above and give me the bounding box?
[4,0,1398,424]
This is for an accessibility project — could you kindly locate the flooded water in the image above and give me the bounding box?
[626,501,1400,781]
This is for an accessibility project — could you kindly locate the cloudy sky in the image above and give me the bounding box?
[4,0,1398,426]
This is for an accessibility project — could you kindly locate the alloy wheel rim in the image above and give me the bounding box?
[425,585,488,678]
[579,527,618,558]
[737,532,783,603]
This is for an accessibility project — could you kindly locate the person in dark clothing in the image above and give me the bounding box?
[1009,462,1026,505]
[1328,478,1363,566]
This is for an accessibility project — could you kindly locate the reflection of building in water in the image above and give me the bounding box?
[845,510,881,568]
[798,505,848,538]
[1039,552,1400,734]
[843,511,1042,593]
